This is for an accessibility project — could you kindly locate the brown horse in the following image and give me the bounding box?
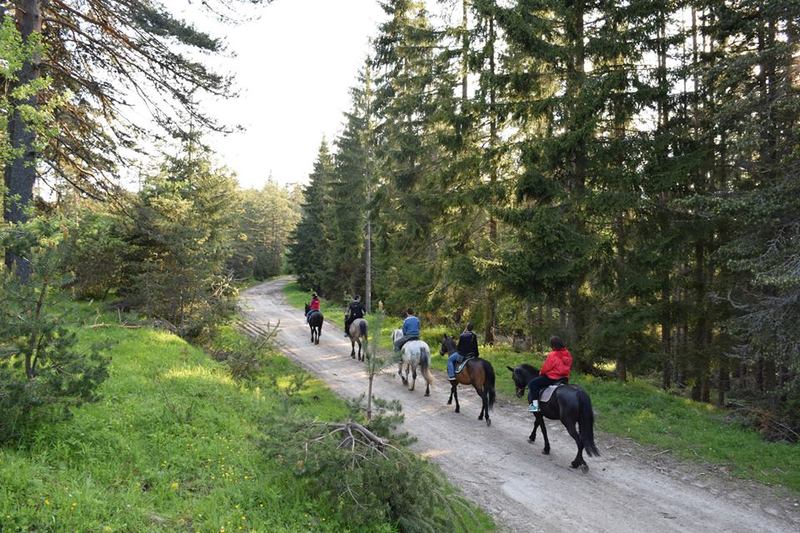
[440,334,496,426]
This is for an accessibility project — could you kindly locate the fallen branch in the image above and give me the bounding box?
[87,323,144,329]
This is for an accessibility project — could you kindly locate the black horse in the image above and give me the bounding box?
[440,335,496,426]
[304,304,323,345]
[508,364,599,470]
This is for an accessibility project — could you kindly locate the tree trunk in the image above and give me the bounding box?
[4,0,44,281]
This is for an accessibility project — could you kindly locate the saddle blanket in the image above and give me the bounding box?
[455,355,476,375]
[539,384,561,403]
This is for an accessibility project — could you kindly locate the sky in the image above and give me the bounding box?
[189,0,387,190]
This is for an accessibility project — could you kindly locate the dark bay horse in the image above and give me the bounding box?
[304,304,323,345]
[508,364,599,470]
[440,335,496,426]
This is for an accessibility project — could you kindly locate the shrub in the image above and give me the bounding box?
[121,154,239,339]
[59,204,129,299]
[0,218,109,443]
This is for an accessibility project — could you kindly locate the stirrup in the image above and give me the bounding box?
[528,401,539,413]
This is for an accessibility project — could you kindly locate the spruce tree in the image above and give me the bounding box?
[289,140,334,294]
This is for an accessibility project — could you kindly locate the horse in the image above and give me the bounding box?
[308,311,323,344]
[508,364,599,470]
[348,318,368,361]
[439,334,496,426]
[392,329,434,396]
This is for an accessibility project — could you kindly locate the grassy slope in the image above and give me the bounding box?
[285,281,800,492]
[0,301,384,532]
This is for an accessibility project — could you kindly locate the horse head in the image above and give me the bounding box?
[392,328,403,344]
[507,364,540,398]
[439,334,454,356]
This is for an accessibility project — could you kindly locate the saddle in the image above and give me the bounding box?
[538,380,568,403]
[454,354,477,376]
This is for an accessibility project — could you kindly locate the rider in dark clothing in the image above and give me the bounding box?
[448,322,478,379]
[344,295,366,337]
[456,325,479,358]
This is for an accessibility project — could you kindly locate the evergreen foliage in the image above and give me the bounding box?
[0,218,109,443]
[121,151,239,339]
[290,0,800,437]
[229,181,301,280]
[288,140,334,294]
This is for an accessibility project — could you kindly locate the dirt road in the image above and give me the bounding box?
[240,279,800,532]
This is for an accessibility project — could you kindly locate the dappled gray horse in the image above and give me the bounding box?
[392,329,433,396]
[348,318,368,361]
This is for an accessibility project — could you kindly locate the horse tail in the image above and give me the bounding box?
[483,360,496,411]
[359,320,367,338]
[420,345,434,384]
[577,388,599,457]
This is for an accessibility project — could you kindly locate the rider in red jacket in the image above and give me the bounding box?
[306,293,321,322]
[528,336,572,412]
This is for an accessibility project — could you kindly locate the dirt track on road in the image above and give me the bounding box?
[241,279,800,533]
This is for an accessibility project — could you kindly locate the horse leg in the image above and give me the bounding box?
[539,415,551,455]
[447,380,455,405]
[410,364,417,391]
[357,339,363,361]
[350,338,355,359]
[475,386,485,420]
[565,419,587,470]
[482,389,491,427]
[453,384,460,413]
[528,418,540,443]
[315,326,320,345]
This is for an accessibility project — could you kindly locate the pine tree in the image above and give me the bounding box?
[371,0,453,312]
[289,140,334,294]
[323,66,375,300]
[2,1,270,278]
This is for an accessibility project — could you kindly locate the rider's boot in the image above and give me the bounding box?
[528,400,539,413]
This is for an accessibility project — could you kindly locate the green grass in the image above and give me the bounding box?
[0,300,382,532]
[1,296,494,531]
[284,281,800,493]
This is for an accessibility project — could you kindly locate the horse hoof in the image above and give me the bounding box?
[528,437,535,444]
[486,419,491,427]
[425,392,430,397]
[542,449,550,455]
[446,400,452,405]
[580,464,589,473]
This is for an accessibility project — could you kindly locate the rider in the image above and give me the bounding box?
[306,293,321,323]
[393,308,420,352]
[344,295,366,337]
[528,336,572,412]
[447,322,479,380]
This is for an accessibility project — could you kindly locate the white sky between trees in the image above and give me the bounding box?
[185,0,387,190]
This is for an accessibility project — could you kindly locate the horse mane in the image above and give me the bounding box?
[520,363,539,375]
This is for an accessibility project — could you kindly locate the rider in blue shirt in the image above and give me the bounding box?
[393,308,420,351]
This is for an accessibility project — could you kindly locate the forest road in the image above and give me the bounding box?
[241,278,800,533]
